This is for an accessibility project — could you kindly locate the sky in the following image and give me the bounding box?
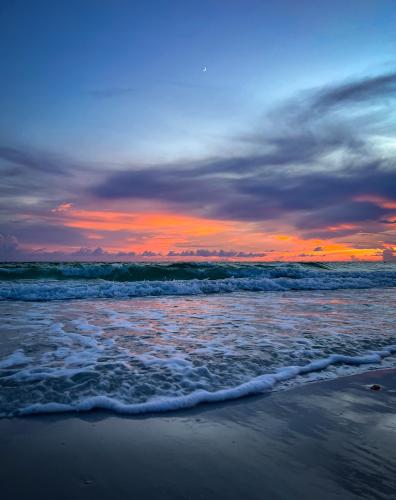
[1,0,396,261]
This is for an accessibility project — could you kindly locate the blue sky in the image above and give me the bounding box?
[1,0,395,161]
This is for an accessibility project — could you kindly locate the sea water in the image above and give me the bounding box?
[0,261,395,417]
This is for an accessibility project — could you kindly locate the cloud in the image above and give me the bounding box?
[70,247,139,258]
[52,202,73,213]
[0,146,85,218]
[167,249,266,258]
[0,233,156,261]
[0,233,267,261]
[0,222,87,246]
[311,71,396,112]
[383,248,396,263]
[0,234,19,258]
[90,69,396,245]
[2,69,396,256]
[0,146,71,176]
[141,250,160,257]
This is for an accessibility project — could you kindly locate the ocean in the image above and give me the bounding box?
[0,261,395,417]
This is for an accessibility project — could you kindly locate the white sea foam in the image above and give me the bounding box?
[18,344,396,416]
[1,288,395,418]
[0,350,31,368]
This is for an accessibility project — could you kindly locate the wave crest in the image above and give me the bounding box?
[1,271,396,301]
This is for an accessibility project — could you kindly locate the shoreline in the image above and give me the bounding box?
[1,368,396,499]
[7,361,396,419]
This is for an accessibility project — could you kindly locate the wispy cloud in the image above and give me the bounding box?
[311,71,396,111]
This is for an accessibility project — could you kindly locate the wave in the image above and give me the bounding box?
[0,262,270,281]
[1,271,396,300]
[15,343,396,417]
[0,261,388,281]
[0,262,395,301]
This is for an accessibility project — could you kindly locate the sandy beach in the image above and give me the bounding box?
[1,368,395,500]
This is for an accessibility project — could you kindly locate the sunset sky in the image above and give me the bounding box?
[1,0,396,261]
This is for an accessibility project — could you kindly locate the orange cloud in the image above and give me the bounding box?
[354,195,396,210]
[64,209,234,237]
[51,202,73,213]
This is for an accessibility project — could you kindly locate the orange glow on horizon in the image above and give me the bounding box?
[63,209,234,238]
[26,206,385,261]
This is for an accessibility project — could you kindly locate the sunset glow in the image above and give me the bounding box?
[5,205,383,261]
[1,1,395,262]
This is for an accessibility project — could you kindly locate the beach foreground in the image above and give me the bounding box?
[1,369,395,500]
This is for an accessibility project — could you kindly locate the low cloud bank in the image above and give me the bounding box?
[0,234,266,262]
[167,249,266,258]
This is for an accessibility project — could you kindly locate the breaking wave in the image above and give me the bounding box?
[0,261,333,281]
[0,262,395,301]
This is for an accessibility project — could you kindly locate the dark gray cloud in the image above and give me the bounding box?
[311,71,396,112]
[383,248,396,263]
[0,234,19,258]
[0,146,69,175]
[0,146,84,212]
[0,145,106,242]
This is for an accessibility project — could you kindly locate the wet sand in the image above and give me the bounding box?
[1,369,396,500]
